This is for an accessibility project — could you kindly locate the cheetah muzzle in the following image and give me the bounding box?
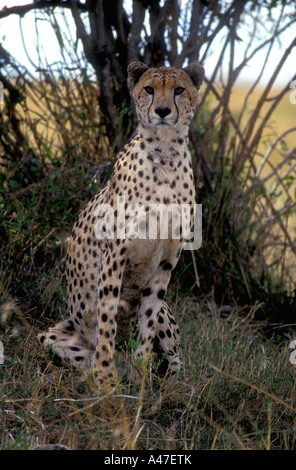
[38,61,205,388]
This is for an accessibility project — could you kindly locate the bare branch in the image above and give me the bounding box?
[239,37,296,167]
[70,0,118,140]
[187,0,202,64]
[167,0,179,66]
[256,127,296,179]
[0,0,87,19]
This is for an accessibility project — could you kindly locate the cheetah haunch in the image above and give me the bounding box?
[38,62,204,388]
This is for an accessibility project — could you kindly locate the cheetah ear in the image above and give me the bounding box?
[183,63,205,90]
[127,62,149,87]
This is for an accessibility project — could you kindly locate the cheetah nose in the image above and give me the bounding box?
[155,106,171,119]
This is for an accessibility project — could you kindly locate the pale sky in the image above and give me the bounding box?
[0,0,295,87]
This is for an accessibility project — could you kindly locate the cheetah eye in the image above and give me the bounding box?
[174,87,185,96]
[144,86,154,95]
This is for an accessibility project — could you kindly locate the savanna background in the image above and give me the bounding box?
[0,0,295,450]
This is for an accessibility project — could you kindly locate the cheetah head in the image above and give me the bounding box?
[128,62,204,130]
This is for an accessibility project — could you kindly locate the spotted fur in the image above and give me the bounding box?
[38,62,205,387]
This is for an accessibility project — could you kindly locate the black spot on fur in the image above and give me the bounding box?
[157,289,165,299]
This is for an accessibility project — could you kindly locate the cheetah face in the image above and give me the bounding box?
[128,62,204,130]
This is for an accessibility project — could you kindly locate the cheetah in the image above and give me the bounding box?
[38,61,205,388]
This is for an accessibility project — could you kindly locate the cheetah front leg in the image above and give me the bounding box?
[155,302,182,374]
[93,247,126,389]
[134,267,173,370]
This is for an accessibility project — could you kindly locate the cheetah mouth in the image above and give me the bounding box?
[157,120,171,127]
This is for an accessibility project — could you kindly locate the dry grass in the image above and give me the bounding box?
[1,289,296,450]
